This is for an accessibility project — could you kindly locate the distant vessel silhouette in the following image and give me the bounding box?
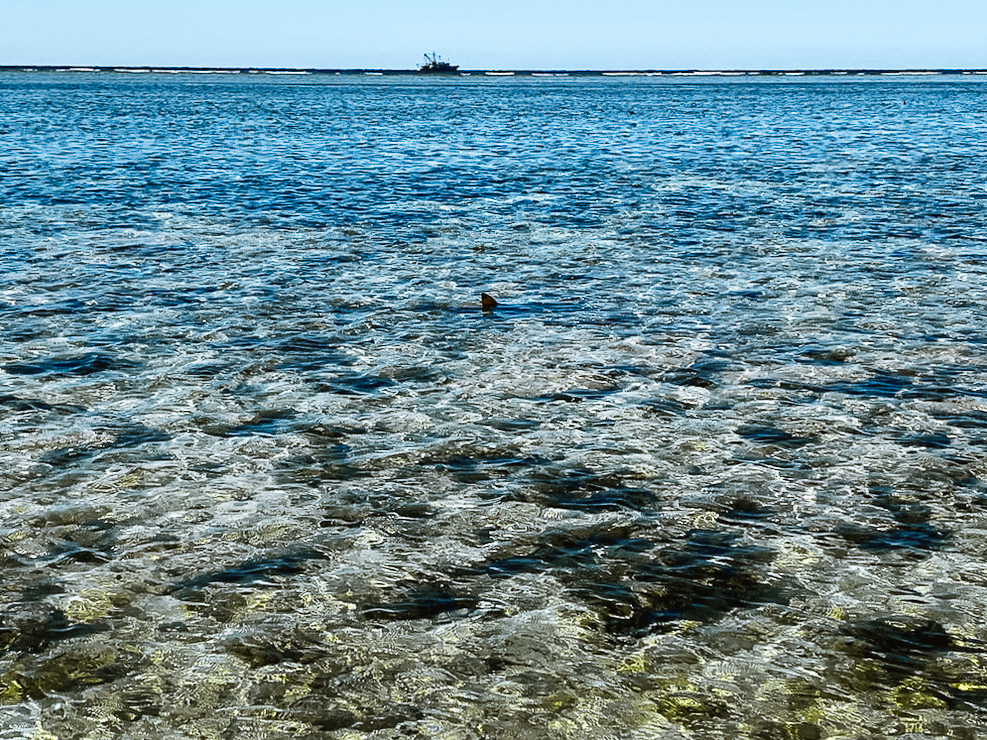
[418,53,459,74]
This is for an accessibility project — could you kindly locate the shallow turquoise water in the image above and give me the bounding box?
[1,71,987,738]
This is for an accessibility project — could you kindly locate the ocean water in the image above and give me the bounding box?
[1,70,987,739]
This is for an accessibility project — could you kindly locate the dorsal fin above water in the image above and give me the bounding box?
[481,293,499,311]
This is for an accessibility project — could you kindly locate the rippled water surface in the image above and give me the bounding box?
[2,71,987,739]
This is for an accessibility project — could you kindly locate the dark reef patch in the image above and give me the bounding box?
[532,388,616,404]
[274,333,347,356]
[3,353,140,377]
[476,529,630,580]
[181,361,229,378]
[468,527,787,637]
[736,424,816,448]
[523,467,659,512]
[846,616,954,672]
[642,397,693,417]
[39,520,120,565]
[660,358,732,389]
[19,580,66,602]
[38,446,95,468]
[594,529,785,634]
[226,408,297,437]
[169,547,328,599]
[836,486,951,555]
[226,629,338,668]
[36,423,171,470]
[426,449,552,486]
[102,423,171,449]
[812,373,913,398]
[893,431,952,449]
[485,417,541,433]
[276,443,369,485]
[319,373,397,396]
[838,521,950,553]
[798,346,855,365]
[746,377,819,397]
[361,585,478,622]
[0,394,56,412]
[839,615,987,710]
[718,496,775,522]
[0,609,109,655]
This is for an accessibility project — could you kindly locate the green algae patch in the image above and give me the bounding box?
[540,691,578,712]
[890,676,951,710]
[0,676,24,703]
[656,691,730,724]
[1,645,135,700]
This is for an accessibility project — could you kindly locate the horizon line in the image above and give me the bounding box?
[3,64,987,77]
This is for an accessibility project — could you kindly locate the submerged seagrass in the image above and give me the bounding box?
[1,70,987,738]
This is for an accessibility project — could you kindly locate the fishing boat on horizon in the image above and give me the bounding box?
[417,52,459,74]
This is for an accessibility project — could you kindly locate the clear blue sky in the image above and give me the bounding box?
[1,0,984,70]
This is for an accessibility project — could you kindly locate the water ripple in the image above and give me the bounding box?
[2,71,987,738]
